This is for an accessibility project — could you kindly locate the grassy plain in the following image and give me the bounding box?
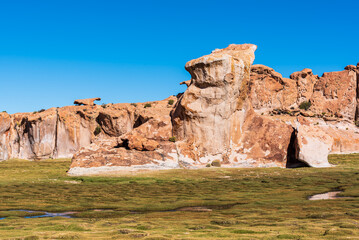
[0,155,358,239]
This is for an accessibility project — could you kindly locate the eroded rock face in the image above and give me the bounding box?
[310,69,357,120]
[171,44,257,162]
[295,124,333,167]
[11,109,58,159]
[250,64,297,111]
[2,44,359,175]
[228,107,294,168]
[291,116,359,167]
[0,96,178,162]
[68,97,178,175]
[0,104,134,160]
[290,68,319,105]
[0,113,11,160]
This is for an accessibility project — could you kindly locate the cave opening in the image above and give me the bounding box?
[286,128,310,168]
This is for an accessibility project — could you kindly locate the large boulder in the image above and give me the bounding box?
[96,105,135,137]
[295,123,333,167]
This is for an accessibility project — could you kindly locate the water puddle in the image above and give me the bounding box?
[308,191,350,200]
[0,210,77,220]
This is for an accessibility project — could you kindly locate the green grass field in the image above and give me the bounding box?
[0,155,358,239]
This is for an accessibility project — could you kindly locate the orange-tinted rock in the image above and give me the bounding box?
[229,108,294,168]
[96,106,135,137]
[250,64,298,111]
[68,140,178,175]
[67,96,176,174]
[344,65,356,71]
[290,68,319,104]
[2,44,359,175]
[143,139,159,151]
[180,80,191,87]
[74,98,101,106]
[172,44,257,163]
[0,97,176,160]
[310,69,357,120]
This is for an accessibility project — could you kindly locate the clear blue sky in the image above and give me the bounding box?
[1,0,358,114]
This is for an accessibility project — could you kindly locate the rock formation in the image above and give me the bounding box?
[0,97,176,160]
[74,98,101,106]
[249,64,297,111]
[171,44,257,164]
[1,44,359,175]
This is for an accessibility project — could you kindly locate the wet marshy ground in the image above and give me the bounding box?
[0,203,241,220]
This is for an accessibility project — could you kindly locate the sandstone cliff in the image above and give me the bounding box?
[0,97,177,160]
[67,44,359,175]
[1,44,359,175]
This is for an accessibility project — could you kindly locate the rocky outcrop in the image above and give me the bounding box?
[0,97,176,160]
[228,107,294,168]
[310,69,357,120]
[250,64,359,121]
[291,116,359,167]
[171,44,257,162]
[290,68,319,105]
[0,112,12,160]
[74,98,101,106]
[250,64,297,111]
[58,46,359,174]
[180,80,191,87]
[68,97,178,175]
[1,44,359,175]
